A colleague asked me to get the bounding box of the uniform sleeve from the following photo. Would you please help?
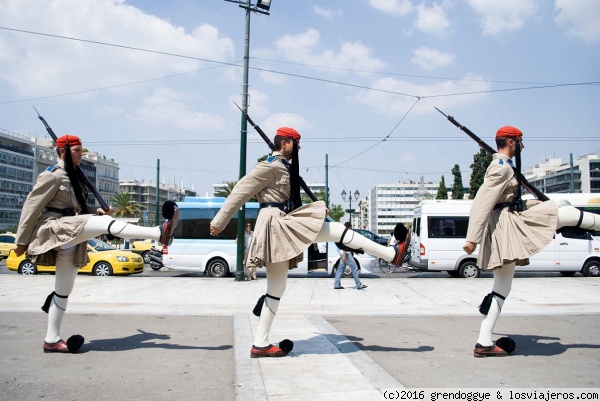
[211,162,274,230]
[15,172,60,245]
[466,163,512,243]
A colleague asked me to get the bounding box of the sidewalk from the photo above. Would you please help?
[1,275,599,400]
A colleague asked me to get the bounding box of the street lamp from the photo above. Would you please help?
[225,0,273,281]
[341,189,360,223]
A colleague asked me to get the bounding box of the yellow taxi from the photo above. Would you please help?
[131,239,163,264]
[6,238,144,276]
[0,233,17,260]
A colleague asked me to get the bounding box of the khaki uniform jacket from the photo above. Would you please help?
[211,152,326,268]
[466,153,557,270]
[16,160,96,268]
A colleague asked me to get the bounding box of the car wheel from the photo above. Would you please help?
[142,251,151,264]
[582,260,600,277]
[93,262,113,276]
[19,260,38,275]
[207,258,229,278]
[560,271,576,277]
[458,260,480,278]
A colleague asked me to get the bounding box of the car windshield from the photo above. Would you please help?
[356,229,374,239]
[88,238,115,251]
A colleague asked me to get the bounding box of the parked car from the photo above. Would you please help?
[0,233,17,260]
[131,239,163,264]
[6,238,144,276]
[353,229,389,246]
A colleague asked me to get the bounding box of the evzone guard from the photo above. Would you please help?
[463,126,600,357]
[210,127,410,358]
[14,134,180,353]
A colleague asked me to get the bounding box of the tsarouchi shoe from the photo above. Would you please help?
[250,344,288,358]
[473,343,508,358]
[43,340,70,353]
[159,206,180,246]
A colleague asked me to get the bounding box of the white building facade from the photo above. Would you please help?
[523,154,600,194]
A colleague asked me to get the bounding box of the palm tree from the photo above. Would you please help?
[111,192,143,218]
[215,181,257,202]
[214,182,237,198]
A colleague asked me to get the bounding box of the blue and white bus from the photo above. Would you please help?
[162,197,378,277]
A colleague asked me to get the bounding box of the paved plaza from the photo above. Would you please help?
[1,272,599,400]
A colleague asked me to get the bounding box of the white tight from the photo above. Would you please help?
[45,249,79,343]
[557,206,600,230]
[253,221,399,347]
[254,260,288,347]
[477,262,515,346]
[314,222,396,262]
[64,215,161,248]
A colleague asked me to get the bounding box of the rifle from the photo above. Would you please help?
[434,107,549,202]
[33,106,111,212]
[233,102,323,204]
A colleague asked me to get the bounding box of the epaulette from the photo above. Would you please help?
[266,156,276,163]
[498,159,504,165]
[46,165,59,172]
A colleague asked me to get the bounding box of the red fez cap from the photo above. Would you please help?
[276,127,301,140]
[496,126,523,138]
[56,134,82,148]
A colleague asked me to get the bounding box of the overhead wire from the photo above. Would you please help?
[1,25,599,185]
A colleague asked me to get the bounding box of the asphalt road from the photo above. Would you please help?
[0,258,573,280]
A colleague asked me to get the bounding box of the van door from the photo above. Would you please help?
[555,231,593,271]
[524,235,558,271]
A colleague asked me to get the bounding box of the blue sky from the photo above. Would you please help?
[0,0,599,205]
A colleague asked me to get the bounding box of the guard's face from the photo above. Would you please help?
[280,138,296,158]
[62,145,84,166]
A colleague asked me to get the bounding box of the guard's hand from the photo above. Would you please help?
[13,244,28,257]
[463,241,476,255]
[98,206,114,216]
[325,208,330,216]
[210,224,222,237]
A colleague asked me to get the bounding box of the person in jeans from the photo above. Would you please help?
[334,223,367,289]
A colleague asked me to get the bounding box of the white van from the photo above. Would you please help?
[162,240,378,278]
[409,195,600,278]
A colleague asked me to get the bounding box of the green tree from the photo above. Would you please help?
[328,203,345,222]
[451,164,465,200]
[436,175,448,199]
[257,153,270,163]
[469,148,493,198]
[301,189,344,221]
[214,182,236,198]
[111,192,143,218]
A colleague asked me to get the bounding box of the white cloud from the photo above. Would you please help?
[466,0,537,36]
[368,0,414,17]
[353,74,490,116]
[0,0,235,98]
[411,47,456,70]
[136,87,225,131]
[554,0,600,44]
[312,5,343,20]
[274,29,386,71]
[415,3,450,36]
